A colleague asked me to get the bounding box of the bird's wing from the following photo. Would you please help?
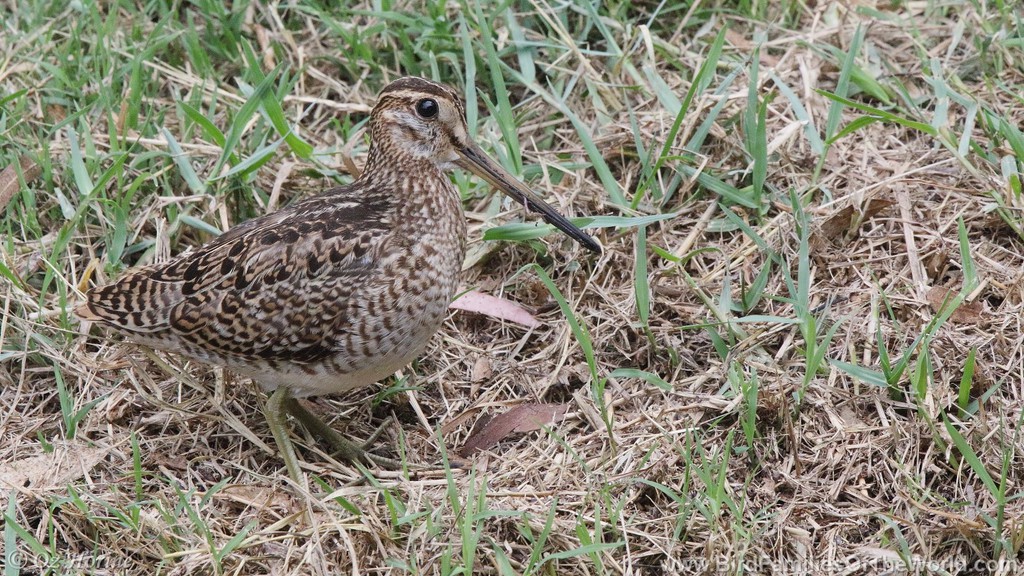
[79,186,396,363]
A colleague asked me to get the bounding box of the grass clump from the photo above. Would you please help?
[2,0,1023,573]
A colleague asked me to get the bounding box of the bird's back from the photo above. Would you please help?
[78,172,466,395]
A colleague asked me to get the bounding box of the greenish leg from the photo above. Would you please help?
[283,397,405,469]
[361,417,393,448]
[265,386,305,484]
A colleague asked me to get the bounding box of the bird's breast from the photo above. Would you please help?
[270,178,467,397]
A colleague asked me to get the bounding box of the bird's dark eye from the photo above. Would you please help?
[415,98,438,118]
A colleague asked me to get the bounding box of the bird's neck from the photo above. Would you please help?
[359,141,464,227]
[358,138,468,271]
[362,141,438,182]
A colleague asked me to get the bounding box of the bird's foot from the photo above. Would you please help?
[283,397,407,470]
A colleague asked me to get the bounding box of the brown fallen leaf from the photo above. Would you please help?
[440,407,479,436]
[471,356,493,383]
[0,443,108,504]
[458,403,567,456]
[925,286,984,324]
[450,289,540,328]
[819,198,895,242]
[723,30,779,66]
[0,155,42,214]
[924,248,950,282]
[215,483,300,514]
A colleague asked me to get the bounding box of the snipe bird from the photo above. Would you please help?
[77,76,601,483]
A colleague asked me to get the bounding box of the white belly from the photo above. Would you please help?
[238,315,443,397]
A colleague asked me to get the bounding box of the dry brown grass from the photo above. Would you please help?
[1,1,1023,574]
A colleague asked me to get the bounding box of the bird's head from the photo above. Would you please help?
[369,76,602,254]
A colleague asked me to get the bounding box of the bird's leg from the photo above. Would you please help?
[265,387,305,485]
[360,417,393,449]
[283,397,405,470]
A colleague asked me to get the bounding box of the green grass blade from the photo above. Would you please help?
[823,25,864,143]
[67,126,95,196]
[473,2,520,174]
[211,66,280,179]
[634,224,650,329]
[943,416,999,495]
[769,70,823,155]
[609,367,670,391]
[179,101,228,148]
[214,138,284,181]
[505,70,626,207]
[240,42,313,159]
[637,27,727,206]
[958,217,978,292]
[526,264,595,381]
[818,91,938,137]
[162,128,206,194]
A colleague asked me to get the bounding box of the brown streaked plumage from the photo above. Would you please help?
[77,76,601,483]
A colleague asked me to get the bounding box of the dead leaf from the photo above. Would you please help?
[115,99,129,135]
[440,407,479,436]
[450,289,540,328]
[819,198,895,242]
[471,356,493,383]
[47,104,66,122]
[461,239,499,271]
[723,29,779,65]
[724,29,753,50]
[925,286,984,324]
[342,153,361,179]
[215,484,300,513]
[924,248,950,282]
[0,443,107,503]
[458,403,567,456]
[0,155,42,214]
[839,406,867,430]
[267,161,294,212]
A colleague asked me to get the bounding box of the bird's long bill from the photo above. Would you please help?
[456,144,602,254]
